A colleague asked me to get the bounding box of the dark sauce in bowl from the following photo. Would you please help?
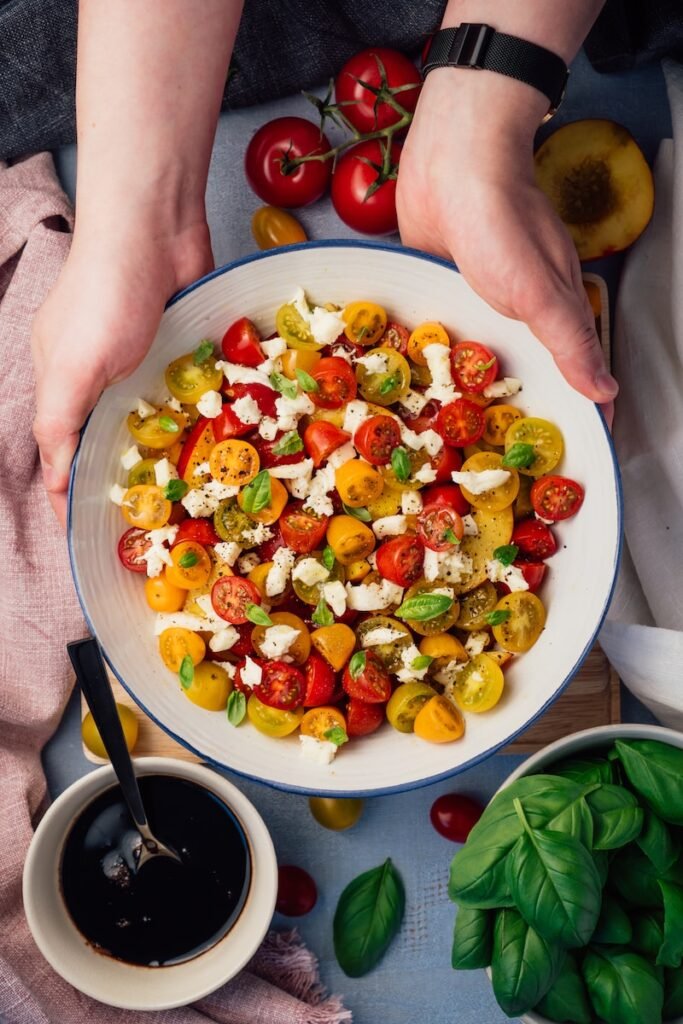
[60,775,250,966]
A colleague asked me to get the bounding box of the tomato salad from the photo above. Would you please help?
[109,290,584,764]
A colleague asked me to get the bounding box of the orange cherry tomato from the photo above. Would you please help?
[238,475,288,524]
[342,301,387,346]
[300,706,347,741]
[407,322,450,366]
[414,696,465,743]
[209,439,260,487]
[158,627,206,672]
[166,541,212,589]
[251,205,307,250]
[121,485,171,530]
[335,459,384,507]
[144,571,186,612]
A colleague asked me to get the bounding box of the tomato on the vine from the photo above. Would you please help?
[331,139,401,235]
[245,117,332,208]
[375,536,424,587]
[334,48,422,134]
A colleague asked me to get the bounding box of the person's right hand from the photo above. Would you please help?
[31,222,213,525]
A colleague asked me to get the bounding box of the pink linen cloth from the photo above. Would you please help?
[0,153,351,1024]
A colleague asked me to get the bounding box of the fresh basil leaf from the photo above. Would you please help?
[391,446,411,483]
[591,895,633,946]
[506,798,602,947]
[552,756,616,786]
[179,655,194,689]
[324,725,349,747]
[272,430,304,456]
[411,654,433,671]
[638,810,680,874]
[535,952,593,1024]
[486,609,511,627]
[163,478,189,501]
[451,906,493,970]
[444,527,460,545]
[664,965,683,1019]
[312,595,334,627]
[322,545,335,571]
[379,372,400,395]
[491,908,565,1017]
[158,415,180,433]
[240,469,272,514]
[586,783,644,851]
[492,544,519,567]
[269,371,298,399]
[333,859,405,977]
[615,739,683,825]
[582,947,663,1024]
[657,881,683,968]
[546,790,596,848]
[342,502,372,522]
[632,911,664,959]
[178,550,199,568]
[502,443,536,469]
[611,846,665,909]
[396,593,454,622]
[349,650,366,680]
[245,602,272,627]
[295,368,319,393]
[227,690,246,726]
[193,339,215,365]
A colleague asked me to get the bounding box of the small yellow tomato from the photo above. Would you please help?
[458,452,520,512]
[300,706,347,741]
[276,302,323,351]
[248,561,272,600]
[247,695,304,737]
[451,654,505,713]
[121,484,172,530]
[209,440,260,487]
[492,592,547,653]
[504,417,564,479]
[356,348,411,406]
[366,489,403,519]
[456,582,499,631]
[483,404,523,447]
[82,704,138,759]
[335,460,384,507]
[126,406,186,450]
[127,457,157,487]
[252,205,307,250]
[252,611,311,665]
[158,627,206,672]
[346,558,371,582]
[309,796,364,831]
[419,633,468,661]
[343,301,387,346]
[165,352,223,404]
[407,322,450,366]
[166,540,212,589]
[414,695,465,743]
[280,347,321,380]
[238,475,288,524]
[386,682,438,733]
[183,660,232,711]
[400,579,460,637]
[326,514,375,565]
[310,623,356,670]
[144,571,186,612]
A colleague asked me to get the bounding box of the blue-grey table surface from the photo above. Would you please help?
[46,49,669,1024]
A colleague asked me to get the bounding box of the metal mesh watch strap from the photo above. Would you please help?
[423,24,569,117]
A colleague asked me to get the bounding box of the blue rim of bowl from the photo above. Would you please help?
[67,239,624,797]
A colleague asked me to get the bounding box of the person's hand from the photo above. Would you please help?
[31,220,213,525]
[397,70,619,407]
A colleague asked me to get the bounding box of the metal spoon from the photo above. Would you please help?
[67,637,181,872]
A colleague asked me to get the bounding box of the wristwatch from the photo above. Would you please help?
[422,24,569,122]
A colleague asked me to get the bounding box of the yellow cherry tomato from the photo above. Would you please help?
[492,592,547,653]
[514,475,534,520]
[127,457,157,487]
[407,321,450,366]
[356,348,411,406]
[486,649,514,668]
[247,695,304,737]
[310,623,356,671]
[165,352,223,404]
[276,302,323,351]
[158,627,206,672]
[483,404,524,447]
[121,484,171,530]
[251,611,311,665]
[280,347,321,380]
[335,460,384,507]
[343,301,387,346]
[252,205,307,250]
[366,488,403,518]
[451,654,505,713]
[326,515,376,565]
[82,704,138,759]
[456,582,499,631]
[504,417,564,479]
[126,406,186,450]
[419,633,468,661]
[309,796,364,831]
[209,439,260,487]
[144,571,186,612]
[386,682,438,733]
[248,561,272,601]
[414,695,465,743]
[300,706,347,741]
[238,475,288,524]
[458,452,520,512]
[183,661,232,711]
[381,447,432,492]
[166,540,212,589]
[356,616,412,672]
[400,579,460,637]
[346,558,371,582]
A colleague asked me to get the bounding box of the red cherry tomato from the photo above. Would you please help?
[280,502,329,554]
[211,576,262,624]
[430,794,484,843]
[513,561,547,593]
[255,660,306,711]
[227,382,279,417]
[421,482,470,518]
[437,399,485,447]
[334,48,422,134]
[331,139,401,235]
[512,519,558,560]
[172,518,220,548]
[303,421,351,467]
[346,698,385,737]
[379,321,410,355]
[276,865,317,916]
[212,406,253,442]
[417,504,464,552]
[310,357,357,409]
[220,317,264,367]
[222,623,253,659]
[402,398,439,432]
[258,523,285,562]
[354,415,402,465]
[176,415,211,480]
[342,651,392,704]
[375,536,424,587]
[117,528,151,573]
[451,342,498,394]
[531,476,585,522]
[245,117,332,208]
[302,652,337,707]
[252,433,305,469]
[431,443,463,484]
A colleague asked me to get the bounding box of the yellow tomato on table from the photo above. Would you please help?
[82,704,138,759]
[252,205,307,249]
[309,797,364,831]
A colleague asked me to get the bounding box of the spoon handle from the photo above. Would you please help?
[67,637,148,832]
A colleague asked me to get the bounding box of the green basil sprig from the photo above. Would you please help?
[637,809,680,874]
[158,415,180,433]
[492,544,519,567]
[342,502,372,522]
[269,371,298,399]
[178,550,199,568]
[322,545,335,571]
[585,784,644,851]
[312,595,334,627]
[615,739,683,825]
[240,470,272,514]
[491,908,565,1017]
[391,446,411,483]
[657,880,683,968]
[325,726,349,747]
[591,894,633,945]
[272,431,304,456]
[396,593,453,622]
[348,650,366,679]
[179,655,194,689]
[246,603,272,627]
[486,609,511,627]
[163,478,189,501]
[333,859,405,977]
[295,368,319,392]
[411,654,433,671]
[451,906,492,971]
[193,339,215,365]
[227,690,246,726]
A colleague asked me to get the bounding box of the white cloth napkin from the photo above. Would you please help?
[599,60,683,728]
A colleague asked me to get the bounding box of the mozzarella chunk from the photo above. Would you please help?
[154,457,178,487]
[120,445,142,471]
[436,659,467,687]
[373,515,408,539]
[414,463,438,484]
[303,464,336,517]
[291,287,346,346]
[482,377,522,399]
[485,559,529,592]
[194,461,211,476]
[136,398,156,419]
[331,346,353,363]
[424,547,474,584]
[237,551,261,574]
[260,624,300,660]
[242,523,274,546]
[213,541,242,566]
[292,557,330,586]
[232,395,261,424]
[343,400,370,436]
[256,418,277,442]
[195,390,223,419]
[216,361,271,389]
[423,343,460,405]
[270,458,314,479]
[465,631,490,657]
[288,468,314,499]
[451,468,511,494]
[109,483,127,506]
[361,627,407,647]
[423,548,441,583]
[462,514,479,537]
[401,490,423,515]
[261,337,288,359]
[265,546,296,597]
[164,396,183,413]
[154,611,217,635]
[209,629,240,653]
[355,352,389,374]
[399,390,429,417]
[194,594,224,622]
[275,392,316,432]
[181,480,239,518]
[396,643,430,684]
[242,656,263,688]
[322,580,347,617]
[147,525,179,547]
[327,442,357,470]
[299,735,338,765]
[345,579,404,611]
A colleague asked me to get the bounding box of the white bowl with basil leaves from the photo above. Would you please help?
[68,241,622,796]
[448,722,683,1024]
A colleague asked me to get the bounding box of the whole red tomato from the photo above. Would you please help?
[430,794,484,843]
[331,139,401,235]
[245,117,332,208]
[335,48,422,134]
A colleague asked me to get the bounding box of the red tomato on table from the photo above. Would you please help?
[430,794,484,843]
[331,139,401,235]
[245,117,332,208]
[334,48,421,134]
[276,865,317,916]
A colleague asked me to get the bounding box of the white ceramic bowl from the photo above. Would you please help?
[68,241,622,796]
[488,723,683,1024]
[23,758,277,1010]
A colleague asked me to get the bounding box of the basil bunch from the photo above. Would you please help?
[449,739,683,1023]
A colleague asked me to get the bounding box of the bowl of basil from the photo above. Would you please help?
[448,722,683,1024]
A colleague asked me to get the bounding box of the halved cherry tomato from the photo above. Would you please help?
[342,301,387,346]
[211,575,262,624]
[166,540,211,589]
[414,695,465,743]
[221,317,264,367]
[354,415,402,465]
[505,418,564,479]
[431,443,463,484]
[301,705,346,740]
[421,482,471,518]
[356,348,411,406]
[375,536,424,587]
[302,652,337,707]
[177,416,214,482]
[247,694,304,737]
[458,452,520,513]
[209,439,260,486]
[379,321,409,355]
[451,342,498,394]
[451,654,504,713]
[310,357,357,409]
[335,459,384,507]
[342,651,392,703]
[407,322,449,366]
[251,611,310,665]
[386,681,437,733]
[402,398,439,432]
[303,421,351,467]
[512,519,557,559]
[144,572,186,612]
[276,865,317,916]
[346,698,385,736]
[239,476,289,525]
[430,794,483,842]
[280,502,329,553]
[483,404,523,447]
[173,518,220,548]
[251,205,307,250]
[158,627,206,672]
[255,660,306,710]
[417,503,464,551]
[506,561,547,593]
[126,407,186,450]
[530,476,585,521]
[311,623,356,670]
[326,515,375,565]
[165,352,223,404]
[281,346,322,380]
[437,399,485,447]
[121,485,171,531]
[492,592,547,653]
[117,527,151,573]
[276,302,322,352]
